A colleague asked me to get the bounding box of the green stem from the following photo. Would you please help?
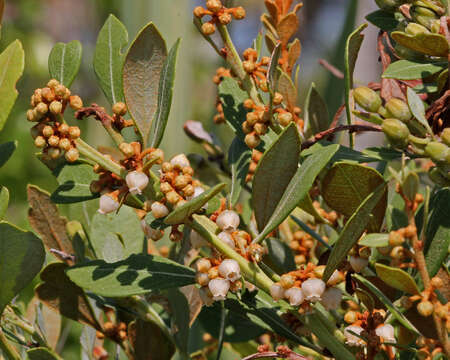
[259,262,281,282]
[216,24,263,106]
[0,328,20,360]
[103,124,125,148]
[188,214,274,293]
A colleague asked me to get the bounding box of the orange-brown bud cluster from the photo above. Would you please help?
[242,48,270,92]
[97,321,127,343]
[242,99,270,149]
[194,0,246,36]
[246,150,262,182]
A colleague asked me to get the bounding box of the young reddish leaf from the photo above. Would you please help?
[27,185,74,261]
[277,12,299,44]
[123,22,167,145]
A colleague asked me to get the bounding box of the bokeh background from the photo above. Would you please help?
[0,1,384,358]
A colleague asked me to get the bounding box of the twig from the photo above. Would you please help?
[242,349,307,360]
[301,124,382,150]
[318,59,344,79]
[50,248,75,262]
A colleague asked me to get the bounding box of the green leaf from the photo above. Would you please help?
[304,313,356,360]
[164,183,226,225]
[27,347,62,360]
[304,82,330,138]
[407,87,433,135]
[321,162,387,232]
[254,144,339,243]
[50,163,98,204]
[344,23,367,144]
[90,205,144,261]
[228,138,251,206]
[383,60,447,80]
[365,10,399,31]
[0,40,24,132]
[358,233,389,247]
[391,31,449,57]
[0,222,45,314]
[264,238,296,274]
[352,110,383,125]
[0,186,8,220]
[48,40,82,87]
[66,254,196,297]
[0,141,16,167]
[123,22,167,145]
[323,184,386,282]
[354,274,419,334]
[128,319,175,360]
[167,288,190,355]
[35,263,101,331]
[425,188,450,277]
[94,14,128,105]
[149,38,181,148]
[253,123,301,232]
[375,263,420,295]
[27,185,74,256]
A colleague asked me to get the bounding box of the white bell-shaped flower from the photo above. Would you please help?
[218,259,241,282]
[170,154,190,169]
[190,230,209,248]
[187,186,205,200]
[126,171,149,195]
[195,258,212,273]
[217,231,235,248]
[208,278,230,301]
[321,287,342,310]
[375,324,396,344]
[216,210,240,232]
[349,256,369,273]
[151,202,169,219]
[284,287,305,306]
[196,272,210,286]
[270,284,285,302]
[301,278,326,302]
[98,194,119,214]
[344,326,366,347]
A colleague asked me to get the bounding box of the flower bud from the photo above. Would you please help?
[48,135,59,148]
[119,142,135,158]
[405,22,430,36]
[344,326,366,347]
[49,100,63,115]
[270,283,285,302]
[280,274,295,289]
[48,147,61,159]
[41,87,55,102]
[34,136,47,148]
[201,22,216,36]
[246,111,259,125]
[190,230,209,248]
[196,272,210,286]
[35,102,49,115]
[166,191,180,205]
[27,109,36,122]
[208,278,230,301]
[244,133,260,148]
[321,287,342,310]
[151,201,169,219]
[327,270,344,286]
[441,128,450,146]
[431,276,443,289]
[69,95,83,110]
[353,86,382,113]
[59,138,72,151]
[196,258,212,273]
[218,259,241,282]
[273,92,283,105]
[389,231,404,246]
[385,98,412,122]
[344,311,358,324]
[301,278,326,302]
[254,123,267,136]
[47,79,59,89]
[173,175,190,190]
[278,112,293,127]
[126,171,149,195]
[217,231,235,248]
[42,125,54,138]
[375,324,395,343]
[243,60,256,73]
[216,210,240,232]
[54,84,66,98]
[69,126,81,139]
[425,141,449,163]
[382,118,410,148]
[219,12,232,25]
[233,6,246,19]
[170,154,190,169]
[65,148,79,163]
[98,194,120,214]
[193,6,206,18]
[206,0,222,12]
[112,102,127,116]
[349,256,369,273]
[284,287,305,306]
[417,300,434,317]
[58,123,70,135]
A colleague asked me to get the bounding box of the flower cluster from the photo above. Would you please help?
[245,150,262,183]
[28,79,82,162]
[194,0,245,36]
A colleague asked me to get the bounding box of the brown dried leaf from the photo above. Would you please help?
[426,90,450,133]
[287,38,301,70]
[26,297,61,350]
[180,285,203,327]
[27,185,74,262]
[264,0,278,25]
[277,12,299,45]
[35,263,101,331]
[293,2,303,16]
